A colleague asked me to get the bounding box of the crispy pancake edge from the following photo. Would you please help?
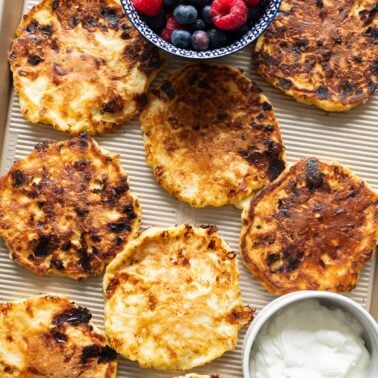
[0,134,141,280]
[141,63,286,208]
[0,295,117,377]
[240,157,378,295]
[104,225,254,370]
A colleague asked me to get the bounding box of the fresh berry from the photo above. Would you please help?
[191,30,209,50]
[201,6,213,25]
[161,28,172,41]
[208,28,228,48]
[166,14,181,30]
[164,0,178,6]
[146,10,166,31]
[171,29,192,48]
[210,0,247,30]
[173,5,198,24]
[247,0,260,7]
[132,0,163,17]
[191,19,206,31]
[160,14,181,41]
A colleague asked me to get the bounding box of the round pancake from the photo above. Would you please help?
[104,225,253,370]
[241,158,378,295]
[0,133,141,280]
[255,0,377,112]
[140,64,286,208]
[9,0,163,135]
[0,295,116,377]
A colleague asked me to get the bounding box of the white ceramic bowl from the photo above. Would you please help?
[243,291,378,378]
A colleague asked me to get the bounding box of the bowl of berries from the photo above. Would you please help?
[121,0,282,58]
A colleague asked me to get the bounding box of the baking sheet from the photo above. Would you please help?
[0,0,377,376]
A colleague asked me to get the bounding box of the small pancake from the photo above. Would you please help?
[241,158,378,295]
[255,0,377,111]
[0,134,141,280]
[104,225,253,370]
[9,0,163,135]
[140,64,285,208]
[0,295,116,377]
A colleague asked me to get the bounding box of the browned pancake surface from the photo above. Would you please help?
[255,0,377,111]
[0,134,140,279]
[104,225,253,370]
[9,0,163,135]
[241,158,378,294]
[0,296,116,377]
[141,64,285,208]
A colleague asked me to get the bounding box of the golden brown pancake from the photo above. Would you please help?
[241,158,378,295]
[0,295,116,377]
[9,0,163,135]
[140,64,286,208]
[104,225,253,370]
[255,0,377,111]
[0,134,141,280]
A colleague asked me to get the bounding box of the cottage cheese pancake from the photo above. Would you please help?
[140,64,285,208]
[255,0,377,111]
[241,158,378,295]
[0,134,141,279]
[104,225,253,370]
[0,295,117,377]
[9,0,163,135]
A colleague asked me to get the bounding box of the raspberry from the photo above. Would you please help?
[247,0,260,6]
[132,0,163,17]
[210,0,248,30]
[161,15,181,41]
[166,15,181,31]
[161,28,172,41]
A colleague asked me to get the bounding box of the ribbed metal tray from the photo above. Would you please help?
[0,1,377,377]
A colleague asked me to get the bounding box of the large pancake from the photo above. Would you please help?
[0,134,141,280]
[255,0,377,111]
[241,158,378,295]
[9,0,163,135]
[104,225,253,370]
[0,295,116,377]
[140,64,286,208]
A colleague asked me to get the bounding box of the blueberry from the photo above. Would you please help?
[173,5,198,25]
[191,30,209,50]
[208,29,228,48]
[191,19,206,31]
[201,5,212,25]
[146,10,166,32]
[164,0,178,6]
[171,29,192,48]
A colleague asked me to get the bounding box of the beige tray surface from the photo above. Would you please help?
[0,1,377,377]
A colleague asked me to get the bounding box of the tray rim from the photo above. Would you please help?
[0,0,23,142]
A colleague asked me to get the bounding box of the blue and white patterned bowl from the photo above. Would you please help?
[120,0,282,59]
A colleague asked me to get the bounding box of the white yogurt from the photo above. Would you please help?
[250,299,370,378]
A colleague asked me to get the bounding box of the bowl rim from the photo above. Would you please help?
[120,0,283,59]
[242,290,378,378]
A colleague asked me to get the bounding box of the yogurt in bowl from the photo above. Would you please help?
[242,291,378,378]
